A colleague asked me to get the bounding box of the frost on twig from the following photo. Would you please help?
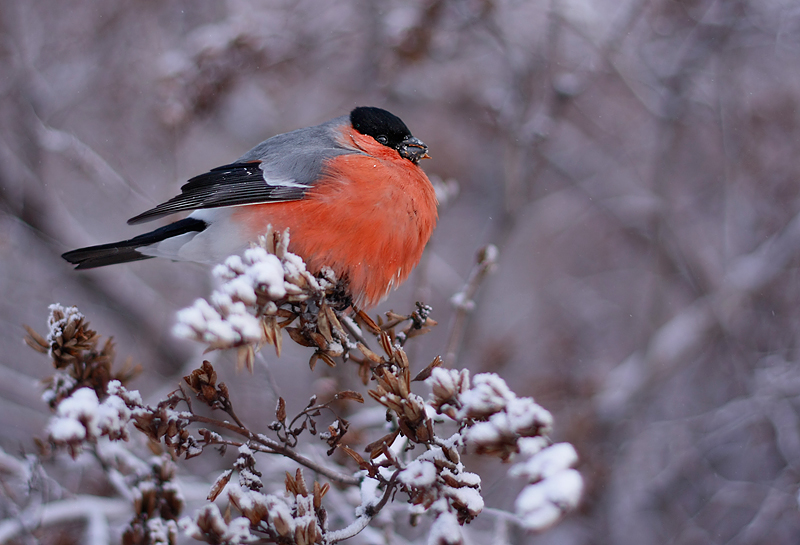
[173,227,348,371]
[26,229,583,544]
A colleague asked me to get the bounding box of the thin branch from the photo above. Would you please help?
[326,470,400,543]
[250,436,361,487]
[34,115,154,206]
[0,496,129,543]
[188,413,360,486]
[443,245,499,367]
[596,208,800,418]
[188,414,250,437]
[222,402,247,430]
[342,314,371,348]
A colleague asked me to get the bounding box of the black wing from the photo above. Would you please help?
[127,162,308,225]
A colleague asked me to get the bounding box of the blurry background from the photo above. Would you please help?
[2,0,800,543]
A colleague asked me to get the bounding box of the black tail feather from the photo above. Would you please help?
[62,218,207,270]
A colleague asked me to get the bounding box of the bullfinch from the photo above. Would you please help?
[62,107,438,309]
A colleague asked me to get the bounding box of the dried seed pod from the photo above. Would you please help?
[357,342,383,363]
[317,351,336,368]
[317,304,332,341]
[412,355,443,382]
[334,390,364,403]
[286,327,315,347]
[207,469,233,501]
[276,397,287,422]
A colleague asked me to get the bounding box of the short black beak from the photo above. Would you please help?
[398,136,430,164]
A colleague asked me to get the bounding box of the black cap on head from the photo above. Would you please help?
[350,106,428,163]
[350,107,412,149]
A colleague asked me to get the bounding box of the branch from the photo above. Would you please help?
[187,413,360,486]
[444,245,498,366]
[0,496,129,544]
[250,437,361,486]
[326,470,400,543]
[596,209,800,418]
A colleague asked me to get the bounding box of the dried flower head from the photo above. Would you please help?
[124,457,184,545]
[26,304,139,409]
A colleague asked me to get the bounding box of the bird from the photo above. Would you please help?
[62,106,438,309]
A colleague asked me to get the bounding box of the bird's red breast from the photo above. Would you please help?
[232,125,438,308]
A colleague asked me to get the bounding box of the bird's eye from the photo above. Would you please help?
[376,135,388,145]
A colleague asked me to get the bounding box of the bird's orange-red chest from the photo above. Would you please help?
[232,125,438,308]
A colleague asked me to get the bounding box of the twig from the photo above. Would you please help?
[443,245,499,367]
[222,401,247,430]
[342,314,371,348]
[596,209,800,419]
[34,115,154,205]
[326,470,400,543]
[188,414,250,437]
[0,496,129,543]
[188,414,359,485]
[251,437,361,487]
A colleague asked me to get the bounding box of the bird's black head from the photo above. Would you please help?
[350,106,429,164]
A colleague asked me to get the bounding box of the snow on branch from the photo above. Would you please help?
[24,229,582,544]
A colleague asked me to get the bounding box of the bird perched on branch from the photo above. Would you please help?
[62,107,438,309]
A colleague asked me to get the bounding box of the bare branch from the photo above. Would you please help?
[444,245,499,367]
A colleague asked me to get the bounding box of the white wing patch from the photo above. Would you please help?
[263,176,312,189]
